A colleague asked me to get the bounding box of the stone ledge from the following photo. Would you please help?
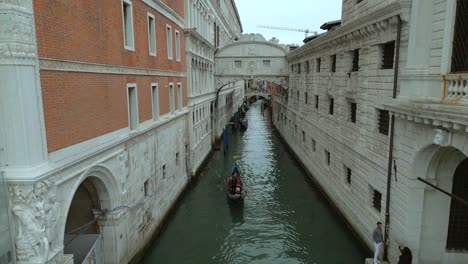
[365,258,389,264]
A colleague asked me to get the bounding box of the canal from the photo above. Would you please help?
[142,101,368,264]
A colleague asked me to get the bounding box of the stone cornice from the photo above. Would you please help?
[142,0,184,28]
[39,58,187,78]
[384,99,468,132]
[288,1,405,60]
[185,28,215,50]
[218,40,288,56]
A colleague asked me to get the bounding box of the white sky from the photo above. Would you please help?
[234,0,343,46]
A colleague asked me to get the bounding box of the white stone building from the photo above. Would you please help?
[274,0,468,263]
[184,0,244,175]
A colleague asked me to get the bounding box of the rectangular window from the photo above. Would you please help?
[169,83,175,114]
[144,180,150,196]
[305,61,310,73]
[166,25,173,59]
[346,167,352,184]
[297,90,300,101]
[329,97,334,115]
[302,130,306,142]
[451,0,468,72]
[162,164,166,179]
[312,138,316,152]
[373,189,382,212]
[148,13,156,56]
[177,83,183,110]
[176,152,179,165]
[235,60,242,68]
[378,109,390,135]
[127,84,138,130]
[263,60,271,67]
[330,54,336,72]
[298,63,301,74]
[291,64,294,73]
[175,30,181,61]
[350,102,357,123]
[325,150,330,165]
[151,83,159,120]
[122,0,134,50]
[305,92,308,104]
[316,58,321,72]
[381,41,395,69]
[315,95,319,109]
[352,49,360,72]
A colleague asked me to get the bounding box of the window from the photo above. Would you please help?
[305,61,310,73]
[169,83,175,114]
[176,152,179,165]
[350,102,357,123]
[144,180,150,196]
[263,60,271,67]
[291,64,294,73]
[325,150,330,165]
[302,130,306,142]
[305,92,308,104]
[373,189,382,212]
[346,167,352,184]
[330,54,336,72]
[316,58,321,72]
[311,138,316,152]
[329,97,334,115]
[177,83,183,110]
[297,90,299,101]
[166,25,173,59]
[378,109,390,135]
[451,0,468,72]
[122,0,134,50]
[175,30,181,61]
[315,95,319,109]
[352,49,360,72]
[127,84,138,130]
[148,13,156,56]
[162,164,166,179]
[381,41,395,69]
[297,63,301,74]
[151,83,159,120]
[235,60,242,68]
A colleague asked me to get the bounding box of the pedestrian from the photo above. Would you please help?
[398,246,412,264]
[373,222,383,264]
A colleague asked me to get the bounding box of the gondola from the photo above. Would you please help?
[226,163,245,200]
[239,118,248,131]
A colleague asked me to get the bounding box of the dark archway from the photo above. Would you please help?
[446,158,468,251]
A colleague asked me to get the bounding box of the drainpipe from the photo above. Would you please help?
[383,15,402,261]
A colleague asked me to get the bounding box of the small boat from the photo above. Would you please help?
[226,163,245,200]
[240,119,248,131]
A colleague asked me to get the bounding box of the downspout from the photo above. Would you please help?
[383,15,402,261]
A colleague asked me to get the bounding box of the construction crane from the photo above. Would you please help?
[257,24,317,38]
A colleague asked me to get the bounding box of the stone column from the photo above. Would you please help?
[0,0,48,178]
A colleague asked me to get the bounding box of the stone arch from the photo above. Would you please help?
[412,145,468,263]
[60,165,120,262]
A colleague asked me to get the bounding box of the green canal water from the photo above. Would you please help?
[142,101,369,264]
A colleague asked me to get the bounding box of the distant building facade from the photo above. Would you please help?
[274,0,468,263]
[0,0,241,263]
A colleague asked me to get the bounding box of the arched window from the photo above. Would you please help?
[446,158,468,250]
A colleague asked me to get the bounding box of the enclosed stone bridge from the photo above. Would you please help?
[214,34,289,95]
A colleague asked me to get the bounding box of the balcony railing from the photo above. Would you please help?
[445,74,468,100]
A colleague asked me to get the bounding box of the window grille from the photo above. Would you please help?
[316,58,321,72]
[381,41,395,69]
[350,102,357,123]
[346,167,352,184]
[234,60,242,68]
[305,61,310,73]
[263,60,271,67]
[305,92,308,104]
[352,49,360,72]
[331,55,336,72]
[373,190,382,212]
[451,0,468,72]
[446,159,468,250]
[315,95,319,109]
[378,109,390,135]
[298,63,301,74]
[302,131,306,142]
[312,138,316,151]
[325,150,330,165]
[329,97,334,115]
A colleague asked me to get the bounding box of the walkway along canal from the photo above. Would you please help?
[141,101,369,264]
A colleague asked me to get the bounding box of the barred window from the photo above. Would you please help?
[263,60,271,67]
[346,167,352,184]
[350,102,357,123]
[352,49,360,72]
[329,97,334,115]
[316,58,321,72]
[298,63,301,74]
[378,109,390,135]
[302,131,306,142]
[330,54,336,72]
[381,41,395,69]
[373,189,382,212]
[451,0,468,72]
[305,92,308,104]
[234,60,242,68]
[312,138,316,152]
[325,150,330,165]
[315,95,319,109]
[305,61,310,73]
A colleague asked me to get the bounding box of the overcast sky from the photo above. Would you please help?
[234,0,343,45]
